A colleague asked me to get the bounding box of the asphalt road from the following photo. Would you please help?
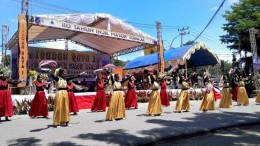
[1,98,260,146]
[154,124,260,146]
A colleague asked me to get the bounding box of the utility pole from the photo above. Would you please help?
[156,22,164,73]
[249,28,259,89]
[21,0,29,16]
[1,25,9,66]
[178,27,189,47]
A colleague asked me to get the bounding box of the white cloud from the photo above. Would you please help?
[10,18,17,24]
[210,6,218,11]
[227,0,239,5]
[118,50,144,61]
[29,41,92,52]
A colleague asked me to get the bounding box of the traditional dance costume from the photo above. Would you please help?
[91,81,106,112]
[160,80,170,106]
[175,81,190,112]
[0,78,21,121]
[52,72,80,127]
[147,81,163,116]
[67,83,79,114]
[125,81,138,109]
[199,82,215,111]
[232,77,239,101]
[237,80,249,106]
[106,79,126,121]
[255,92,260,103]
[219,82,232,108]
[29,80,48,118]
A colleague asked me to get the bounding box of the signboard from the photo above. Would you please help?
[28,47,110,81]
[18,14,28,87]
[34,16,156,45]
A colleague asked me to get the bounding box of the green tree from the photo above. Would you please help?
[2,55,11,67]
[220,60,232,75]
[221,0,260,54]
[112,58,127,67]
[183,40,195,46]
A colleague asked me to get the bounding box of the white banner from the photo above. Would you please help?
[34,16,156,45]
[253,53,260,70]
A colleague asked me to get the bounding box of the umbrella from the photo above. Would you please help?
[38,60,57,68]
[102,64,116,69]
[93,68,104,73]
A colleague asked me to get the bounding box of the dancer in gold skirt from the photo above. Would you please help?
[52,68,86,128]
[256,92,260,103]
[175,76,190,113]
[106,74,126,121]
[237,76,249,106]
[147,73,163,116]
[199,79,215,111]
[219,76,232,108]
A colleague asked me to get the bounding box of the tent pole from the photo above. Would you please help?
[185,61,188,79]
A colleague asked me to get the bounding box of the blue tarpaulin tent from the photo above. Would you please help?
[123,42,219,70]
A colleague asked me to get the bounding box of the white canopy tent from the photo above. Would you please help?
[7,13,157,56]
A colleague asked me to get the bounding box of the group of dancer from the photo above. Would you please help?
[0,67,259,127]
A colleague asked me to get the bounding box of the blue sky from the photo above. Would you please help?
[0,0,240,61]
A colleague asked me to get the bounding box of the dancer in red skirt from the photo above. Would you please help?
[0,71,22,121]
[159,74,170,106]
[29,75,49,118]
[232,74,239,101]
[125,75,138,109]
[67,80,79,115]
[91,76,107,112]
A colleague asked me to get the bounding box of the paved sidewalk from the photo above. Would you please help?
[1,98,260,146]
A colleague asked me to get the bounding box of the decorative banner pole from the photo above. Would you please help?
[156,22,164,73]
[17,0,29,87]
[17,14,28,87]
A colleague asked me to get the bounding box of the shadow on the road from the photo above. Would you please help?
[74,129,143,145]
[8,137,41,146]
[136,114,147,117]
[48,141,84,146]
[138,111,260,146]
[72,111,260,145]
[94,119,107,123]
[30,125,53,132]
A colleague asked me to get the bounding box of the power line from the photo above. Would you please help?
[10,0,74,14]
[31,0,83,13]
[190,31,224,46]
[190,27,220,42]
[193,0,226,42]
